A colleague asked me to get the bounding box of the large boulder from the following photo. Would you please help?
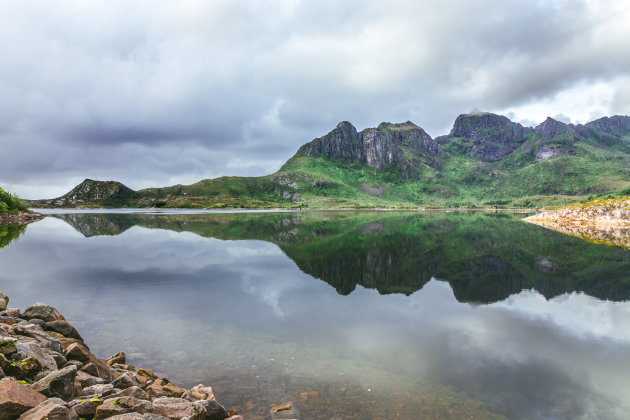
[16,341,59,372]
[15,322,63,353]
[75,370,104,389]
[94,402,131,420]
[44,320,83,341]
[65,343,113,382]
[3,356,42,380]
[0,380,48,420]
[72,398,104,418]
[146,378,187,399]
[107,351,126,366]
[17,397,78,420]
[107,414,170,420]
[22,303,66,323]
[117,396,153,413]
[30,364,78,401]
[118,386,150,401]
[0,337,18,355]
[0,291,8,311]
[81,383,115,398]
[190,384,215,401]
[203,400,230,420]
[112,372,141,390]
[152,397,207,420]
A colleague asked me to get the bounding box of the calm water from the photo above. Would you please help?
[1,211,630,420]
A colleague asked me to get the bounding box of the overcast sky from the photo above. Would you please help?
[2,0,630,199]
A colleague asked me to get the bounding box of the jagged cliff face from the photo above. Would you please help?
[298,120,442,176]
[535,117,573,140]
[437,112,533,162]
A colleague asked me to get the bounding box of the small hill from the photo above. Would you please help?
[29,179,139,208]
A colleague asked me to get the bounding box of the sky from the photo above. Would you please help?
[1,0,630,199]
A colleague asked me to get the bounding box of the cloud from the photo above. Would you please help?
[0,0,629,198]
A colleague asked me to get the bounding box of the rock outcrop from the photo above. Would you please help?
[436,112,533,162]
[297,120,442,177]
[0,293,241,420]
[524,198,630,248]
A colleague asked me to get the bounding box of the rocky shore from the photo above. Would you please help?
[0,213,46,226]
[0,292,242,420]
[524,198,630,248]
[524,198,630,226]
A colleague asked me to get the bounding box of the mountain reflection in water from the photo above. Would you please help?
[51,211,630,303]
[0,211,629,419]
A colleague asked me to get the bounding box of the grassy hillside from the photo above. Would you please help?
[0,187,27,214]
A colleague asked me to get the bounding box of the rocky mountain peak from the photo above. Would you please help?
[450,112,516,137]
[584,115,630,134]
[443,112,531,162]
[376,121,419,131]
[298,120,441,176]
[535,117,572,140]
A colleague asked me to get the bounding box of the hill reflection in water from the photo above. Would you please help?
[52,210,630,303]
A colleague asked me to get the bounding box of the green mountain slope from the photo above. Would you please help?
[30,112,630,209]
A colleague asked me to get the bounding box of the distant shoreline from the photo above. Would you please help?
[31,206,537,214]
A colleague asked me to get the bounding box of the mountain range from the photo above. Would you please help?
[28,111,630,209]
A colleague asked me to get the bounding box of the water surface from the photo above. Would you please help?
[1,211,629,419]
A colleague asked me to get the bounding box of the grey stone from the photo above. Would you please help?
[107,414,170,420]
[112,372,140,390]
[0,380,48,420]
[75,370,104,389]
[0,292,8,311]
[30,364,77,401]
[16,341,59,372]
[152,397,207,420]
[15,322,63,353]
[81,383,115,397]
[118,386,150,401]
[202,399,229,420]
[17,397,78,420]
[44,321,83,341]
[22,303,66,323]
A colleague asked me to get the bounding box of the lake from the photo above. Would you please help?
[1,210,629,419]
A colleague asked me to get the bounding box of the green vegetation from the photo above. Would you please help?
[0,187,27,214]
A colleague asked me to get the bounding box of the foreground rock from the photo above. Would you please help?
[0,291,240,420]
[524,198,630,248]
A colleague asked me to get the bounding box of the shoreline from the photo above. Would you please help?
[0,212,46,226]
[0,292,242,420]
[30,206,537,214]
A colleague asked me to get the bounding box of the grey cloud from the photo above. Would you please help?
[0,0,629,198]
